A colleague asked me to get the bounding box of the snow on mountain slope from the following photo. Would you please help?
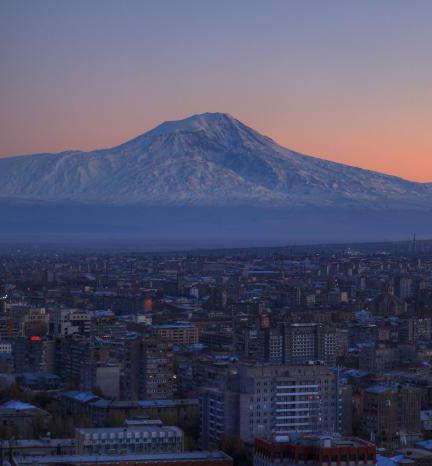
[0,112,431,209]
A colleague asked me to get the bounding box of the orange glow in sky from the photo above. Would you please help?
[1,1,431,182]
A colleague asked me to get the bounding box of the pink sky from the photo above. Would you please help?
[1,0,431,182]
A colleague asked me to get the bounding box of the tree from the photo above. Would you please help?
[64,377,80,391]
[92,386,104,398]
[105,411,125,427]
[31,413,48,438]
[178,411,200,451]
[352,406,362,437]
[47,414,75,438]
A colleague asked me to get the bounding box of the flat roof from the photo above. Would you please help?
[256,435,375,449]
[75,425,183,435]
[152,323,196,329]
[0,439,74,448]
[15,451,231,464]
[1,400,41,411]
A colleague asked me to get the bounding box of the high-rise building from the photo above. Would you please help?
[394,276,413,300]
[201,363,351,445]
[141,337,176,399]
[358,343,398,374]
[20,308,49,337]
[60,335,111,389]
[51,309,91,337]
[362,383,422,448]
[399,316,432,342]
[13,336,55,373]
[282,323,340,365]
[122,336,176,400]
[151,322,199,345]
[258,327,284,364]
[0,313,17,339]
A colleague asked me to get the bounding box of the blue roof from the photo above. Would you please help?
[365,384,393,394]
[377,456,401,466]
[138,399,198,408]
[344,369,368,377]
[152,322,195,329]
[62,391,100,403]
[90,399,111,408]
[417,440,432,450]
[1,400,38,410]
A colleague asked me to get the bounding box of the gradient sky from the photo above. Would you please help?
[1,1,432,182]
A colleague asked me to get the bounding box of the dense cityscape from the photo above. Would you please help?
[2,1,432,465]
[0,240,431,465]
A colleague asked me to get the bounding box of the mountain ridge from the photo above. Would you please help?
[2,112,430,184]
[0,112,431,209]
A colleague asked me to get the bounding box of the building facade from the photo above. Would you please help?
[254,435,376,466]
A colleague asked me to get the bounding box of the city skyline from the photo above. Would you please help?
[2,2,432,463]
[1,0,432,182]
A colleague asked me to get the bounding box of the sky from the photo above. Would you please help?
[1,0,431,182]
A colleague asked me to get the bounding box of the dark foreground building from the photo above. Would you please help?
[11,451,233,466]
[254,435,376,466]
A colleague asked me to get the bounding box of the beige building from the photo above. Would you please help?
[75,421,183,455]
[151,322,199,345]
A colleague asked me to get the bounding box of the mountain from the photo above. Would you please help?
[0,112,431,209]
[0,112,431,246]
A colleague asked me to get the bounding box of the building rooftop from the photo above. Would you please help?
[62,391,101,403]
[0,438,75,448]
[256,434,375,450]
[137,398,198,408]
[263,434,373,448]
[14,451,231,464]
[75,424,183,436]
[1,400,40,411]
[152,322,196,329]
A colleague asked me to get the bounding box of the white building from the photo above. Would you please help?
[75,421,183,455]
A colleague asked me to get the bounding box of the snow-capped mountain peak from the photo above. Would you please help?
[0,112,431,209]
[118,112,274,154]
